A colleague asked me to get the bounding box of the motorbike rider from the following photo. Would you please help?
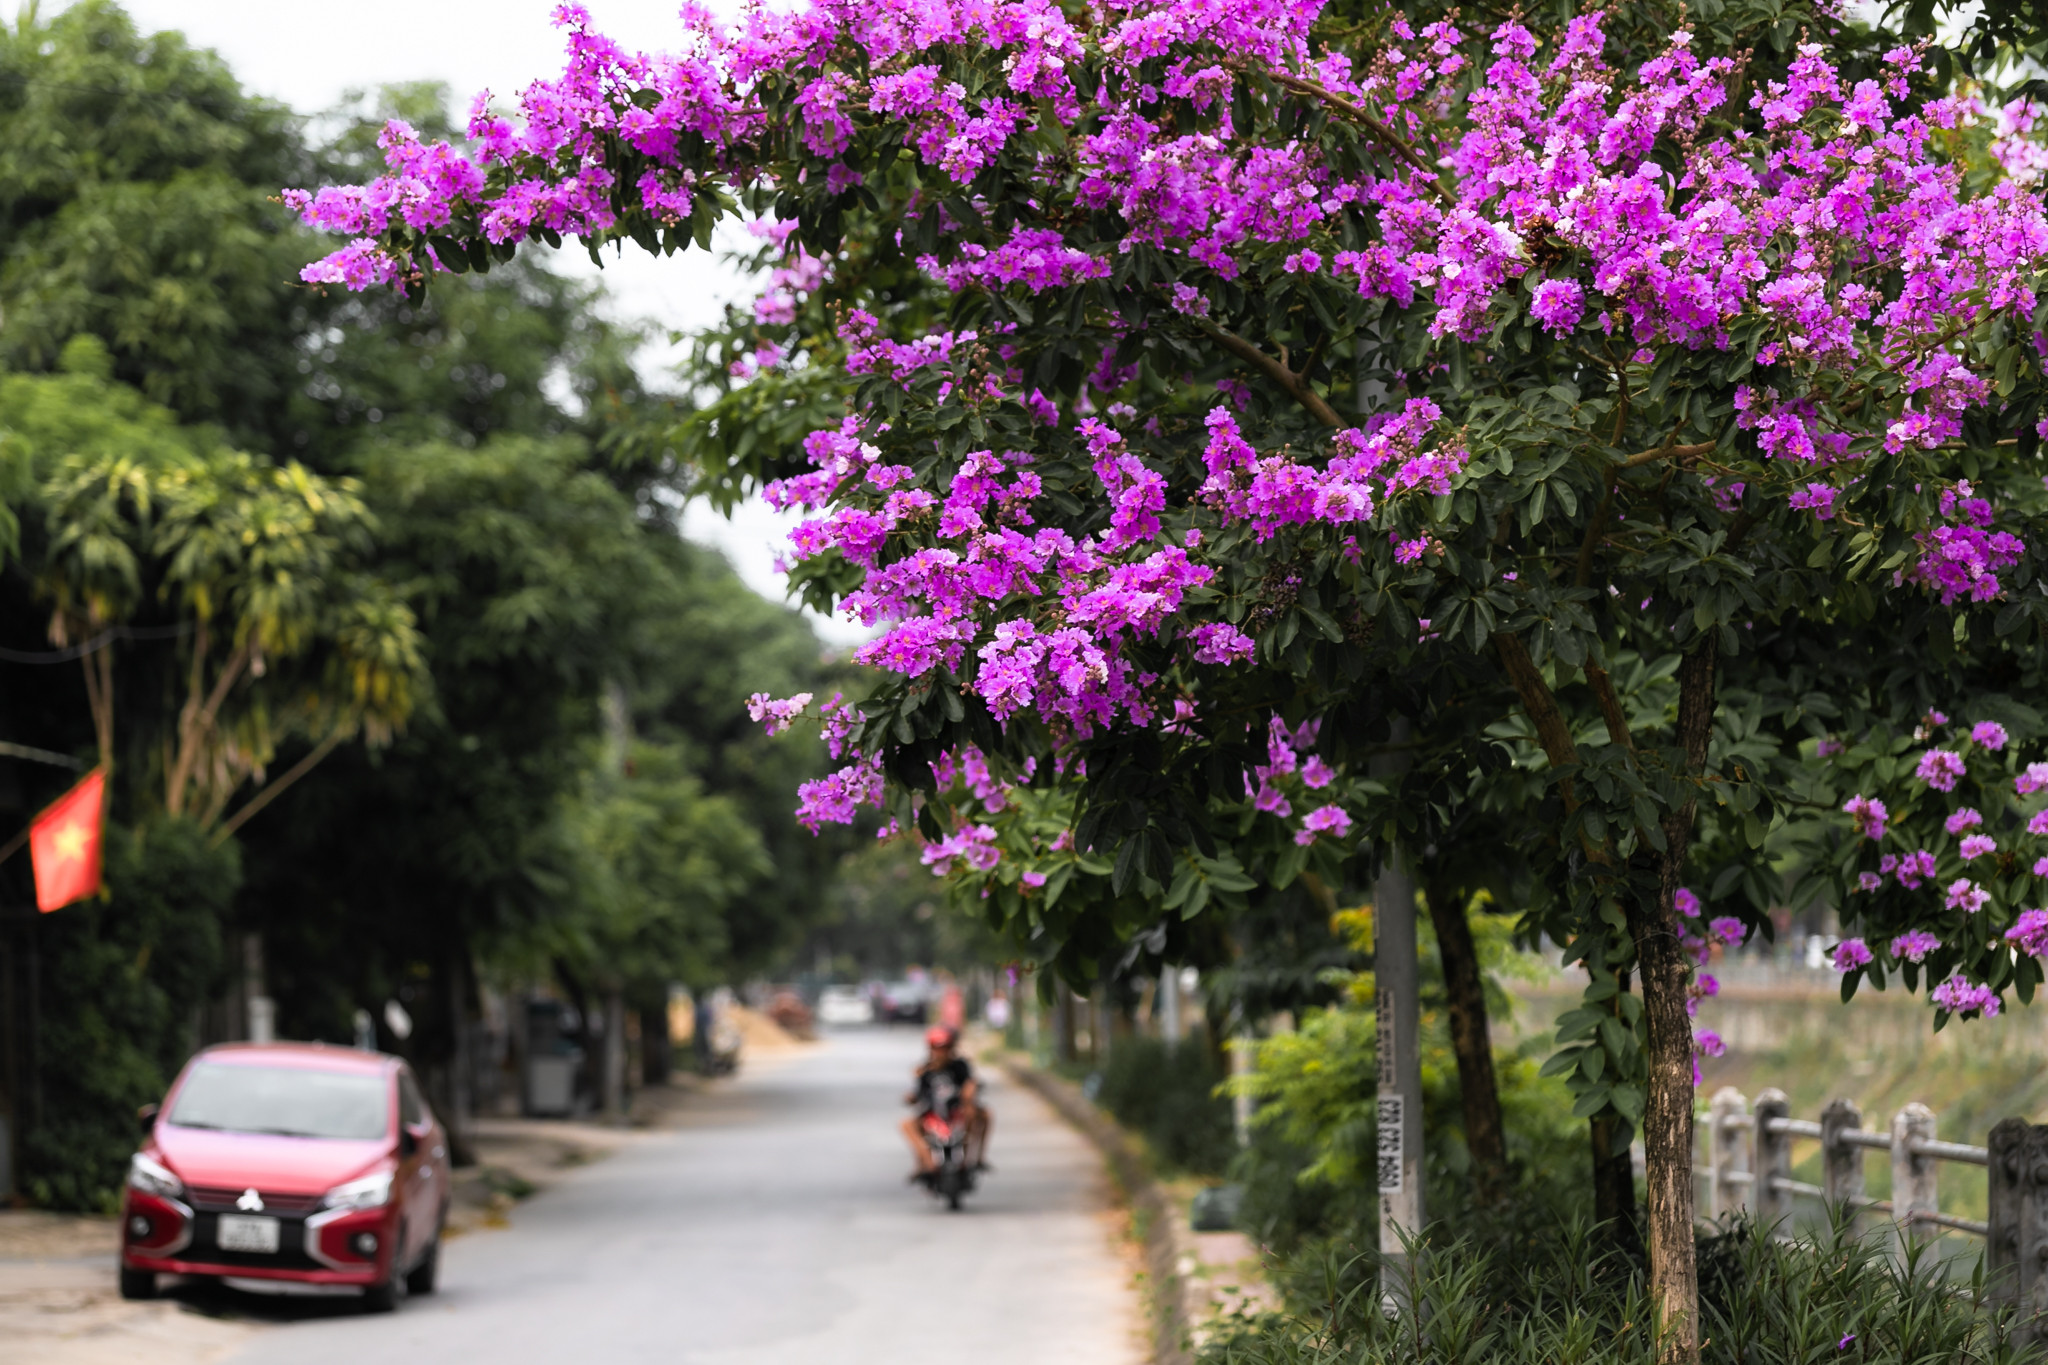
[901,1025,992,1177]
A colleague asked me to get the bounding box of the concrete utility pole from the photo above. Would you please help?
[1159,968,1180,1050]
[1372,725,1422,1304]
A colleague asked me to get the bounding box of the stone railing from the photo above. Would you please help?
[1700,1086,2048,1339]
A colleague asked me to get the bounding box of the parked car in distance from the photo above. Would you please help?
[120,1042,450,1311]
[874,981,931,1024]
[816,985,874,1026]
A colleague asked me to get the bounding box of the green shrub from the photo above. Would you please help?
[1201,1217,2039,1365]
[1094,1035,1236,1177]
[22,818,232,1210]
[1225,904,1586,1254]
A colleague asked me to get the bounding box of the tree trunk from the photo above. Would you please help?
[1423,880,1508,1202]
[601,989,627,1121]
[639,1005,672,1084]
[1591,1111,1643,1259]
[1589,959,1644,1261]
[1632,638,1718,1362]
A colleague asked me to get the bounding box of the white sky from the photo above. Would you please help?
[101,0,869,648]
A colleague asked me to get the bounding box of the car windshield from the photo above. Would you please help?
[166,1063,389,1140]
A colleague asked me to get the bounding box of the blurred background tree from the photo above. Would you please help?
[0,1,856,1206]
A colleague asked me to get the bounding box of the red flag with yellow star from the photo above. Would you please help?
[31,769,105,913]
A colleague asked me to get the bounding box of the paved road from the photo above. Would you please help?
[221,1030,1140,1365]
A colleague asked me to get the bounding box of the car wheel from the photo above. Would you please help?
[405,1236,441,1295]
[118,1267,156,1300]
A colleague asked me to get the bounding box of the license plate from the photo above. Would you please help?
[216,1214,280,1254]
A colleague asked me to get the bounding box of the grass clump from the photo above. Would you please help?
[1092,1035,1237,1176]
[1201,1217,2039,1365]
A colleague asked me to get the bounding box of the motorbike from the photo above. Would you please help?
[916,1110,978,1211]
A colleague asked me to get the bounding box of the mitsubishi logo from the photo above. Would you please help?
[235,1188,265,1212]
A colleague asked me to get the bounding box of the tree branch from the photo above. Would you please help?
[1492,632,1580,785]
[1574,474,1617,591]
[1622,440,1714,469]
[1257,70,1442,184]
[1583,665,1635,752]
[211,727,349,847]
[1195,319,1343,428]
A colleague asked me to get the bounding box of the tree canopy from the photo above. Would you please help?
[287,0,2048,1351]
[0,3,845,1209]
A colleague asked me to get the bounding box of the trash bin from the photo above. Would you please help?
[523,999,585,1117]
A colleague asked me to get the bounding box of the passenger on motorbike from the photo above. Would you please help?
[901,1026,992,1177]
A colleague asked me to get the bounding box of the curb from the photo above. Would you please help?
[995,1054,1198,1365]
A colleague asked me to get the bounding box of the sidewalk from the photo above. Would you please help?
[988,1047,1275,1364]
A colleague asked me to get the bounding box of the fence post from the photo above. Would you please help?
[1820,1098,1864,1233]
[1709,1087,1749,1221]
[1987,1118,2026,1315]
[2023,1125,2048,1347]
[1754,1088,1793,1231]
[1891,1101,1939,1252]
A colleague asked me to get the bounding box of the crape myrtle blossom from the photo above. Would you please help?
[291,4,2048,764]
[1891,930,1941,962]
[1835,708,2048,1017]
[746,691,813,735]
[1917,749,1968,792]
[1844,794,1888,839]
[1294,803,1354,846]
[291,8,2045,605]
[2006,909,2048,957]
[1931,975,2002,1017]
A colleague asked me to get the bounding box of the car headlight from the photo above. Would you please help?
[127,1152,183,1199]
[321,1169,393,1211]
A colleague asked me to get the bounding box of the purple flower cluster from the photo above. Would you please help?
[2005,909,2048,957]
[1844,794,1887,839]
[1883,849,1939,889]
[1890,930,1941,963]
[921,822,1001,875]
[746,691,813,735]
[1902,484,2027,605]
[1916,748,1967,792]
[291,8,2044,578]
[1930,974,2001,1017]
[1294,804,1354,846]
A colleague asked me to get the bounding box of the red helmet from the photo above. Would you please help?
[925,1025,958,1049]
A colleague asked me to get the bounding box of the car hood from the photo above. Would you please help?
[154,1127,389,1196]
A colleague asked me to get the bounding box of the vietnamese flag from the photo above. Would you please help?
[31,769,105,913]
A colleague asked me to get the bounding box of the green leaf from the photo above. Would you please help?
[1112,834,1144,895]
[1571,1086,1613,1118]
[1610,1083,1645,1124]
[1043,863,1075,908]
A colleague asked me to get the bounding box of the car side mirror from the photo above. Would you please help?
[398,1127,419,1157]
[137,1102,159,1134]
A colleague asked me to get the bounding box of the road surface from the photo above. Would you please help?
[217,1029,1141,1365]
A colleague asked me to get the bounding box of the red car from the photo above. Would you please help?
[120,1042,451,1310]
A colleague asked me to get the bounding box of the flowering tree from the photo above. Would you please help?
[290,0,2048,1352]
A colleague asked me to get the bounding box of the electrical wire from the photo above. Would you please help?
[0,621,192,664]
